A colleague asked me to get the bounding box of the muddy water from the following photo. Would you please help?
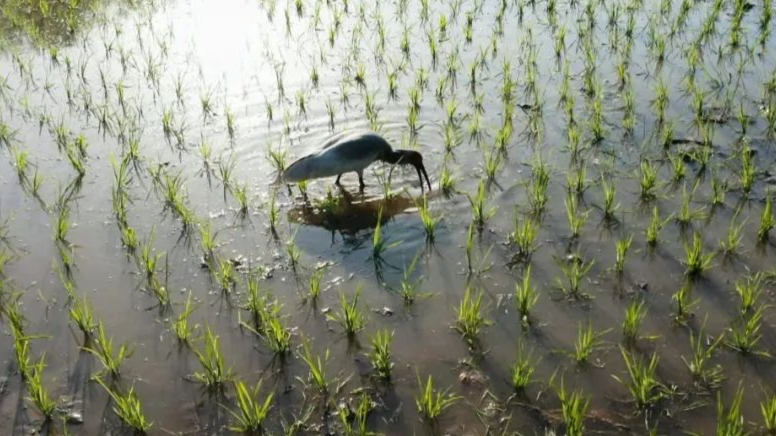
[1,0,776,434]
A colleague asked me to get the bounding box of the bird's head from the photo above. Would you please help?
[384,149,432,191]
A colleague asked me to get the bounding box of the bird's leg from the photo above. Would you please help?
[335,174,342,186]
[357,170,366,191]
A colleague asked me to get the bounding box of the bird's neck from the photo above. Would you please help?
[381,150,406,165]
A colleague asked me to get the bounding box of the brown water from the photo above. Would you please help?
[1,0,776,434]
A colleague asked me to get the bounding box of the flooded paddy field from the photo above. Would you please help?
[1,0,776,434]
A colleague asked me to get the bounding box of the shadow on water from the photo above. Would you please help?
[287,186,419,241]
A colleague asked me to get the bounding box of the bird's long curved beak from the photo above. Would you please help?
[416,163,432,191]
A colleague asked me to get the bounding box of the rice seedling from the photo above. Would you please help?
[758,194,774,242]
[417,196,441,241]
[682,319,725,388]
[54,206,70,243]
[511,343,537,393]
[368,330,393,381]
[555,378,589,436]
[571,321,609,365]
[740,144,756,195]
[482,148,502,181]
[735,273,765,315]
[673,280,698,323]
[613,347,664,410]
[171,291,197,343]
[455,286,490,346]
[715,387,745,436]
[69,294,97,337]
[515,266,539,326]
[200,89,215,119]
[372,208,400,260]
[354,62,366,88]
[84,321,132,378]
[415,375,459,422]
[285,235,301,271]
[669,153,686,182]
[11,324,32,380]
[439,163,456,195]
[26,355,57,420]
[399,251,428,305]
[614,235,633,274]
[468,180,496,229]
[299,337,330,394]
[510,214,538,259]
[139,232,161,281]
[675,185,705,226]
[306,267,323,303]
[228,379,274,433]
[212,256,237,293]
[762,394,776,434]
[711,176,727,206]
[557,256,594,299]
[601,177,619,218]
[267,143,288,174]
[621,298,651,345]
[683,232,714,276]
[717,215,745,256]
[10,145,29,181]
[95,379,152,433]
[326,287,366,336]
[260,301,292,356]
[565,194,589,238]
[727,305,768,356]
[527,173,551,218]
[266,194,280,234]
[639,160,659,199]
[193,327,233,389]
[566,165,588,195]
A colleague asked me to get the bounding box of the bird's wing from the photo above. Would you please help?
[320,131,352,150]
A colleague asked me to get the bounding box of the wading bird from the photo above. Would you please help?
[281,131,432,191]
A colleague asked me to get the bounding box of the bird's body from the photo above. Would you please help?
[281,131,431,191]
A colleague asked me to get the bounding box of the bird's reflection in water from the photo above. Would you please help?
[287,186,416,246]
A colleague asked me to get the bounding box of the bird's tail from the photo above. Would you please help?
[279,155,312,183]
